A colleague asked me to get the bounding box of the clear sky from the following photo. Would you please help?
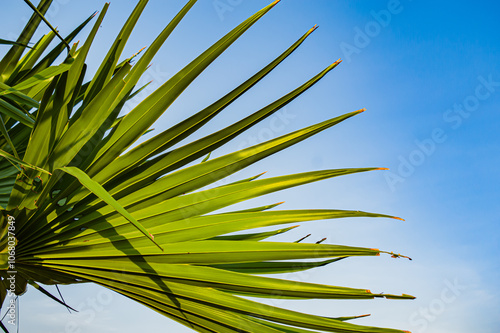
[2,1,500,332]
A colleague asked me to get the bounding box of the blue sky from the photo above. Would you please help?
[2,1,500,332]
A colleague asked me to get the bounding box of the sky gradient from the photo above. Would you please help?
[2,1,499,332]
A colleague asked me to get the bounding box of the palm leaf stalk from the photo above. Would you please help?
[0,1,413,332]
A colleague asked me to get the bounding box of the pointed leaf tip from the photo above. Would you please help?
[392,216,405,221]
[328,60,342,69]
[271,0,281,7]
[329,58,342,67]
[315,237,327,244]
[350,108,366,116]
[377,167,390,170]
[129,46,147,61]
[386,251,412,260]
[385,294,416,300]
[307,25,319,35]
[295,234,311,243]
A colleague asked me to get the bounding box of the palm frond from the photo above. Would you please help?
[0,1,413,332]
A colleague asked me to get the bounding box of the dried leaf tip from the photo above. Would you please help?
[271,0,281,7]
[388,252,412,260]
[307,25,319,35]
[377,167,389,171]
[315,237,327,244]
[352,108,366,115]
[137,46,147,54]
[275,201,285,205]
[91,11,99,18]
[295,234,311,243]
[129,47,147,63]
[392,216,405,221]
[330,59,342,68]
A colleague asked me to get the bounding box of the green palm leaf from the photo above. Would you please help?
[0,1,413,332]
[0,39,32,49]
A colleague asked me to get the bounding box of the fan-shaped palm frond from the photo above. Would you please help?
[0,1,413,332]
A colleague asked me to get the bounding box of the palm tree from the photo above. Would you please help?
[0,1,413,332]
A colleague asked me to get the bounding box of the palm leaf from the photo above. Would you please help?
[0,39,32,49]
[0,1,413,332]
